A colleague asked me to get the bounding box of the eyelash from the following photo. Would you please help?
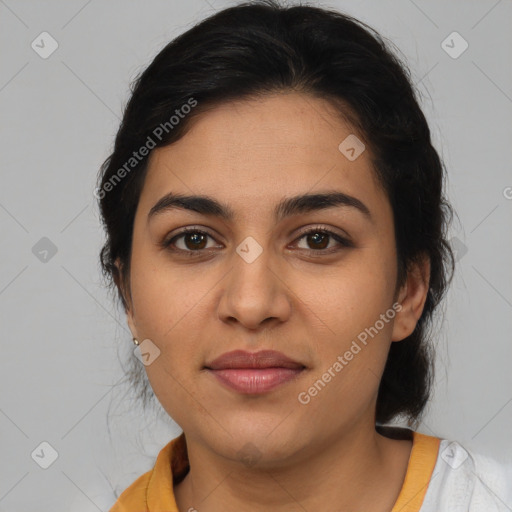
[161,225,354,257]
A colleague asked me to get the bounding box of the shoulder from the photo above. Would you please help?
[108,435,183,511]
[421,438,512,512]
[109,469,152,512]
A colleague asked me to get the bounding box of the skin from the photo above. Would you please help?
[117,92,430,512]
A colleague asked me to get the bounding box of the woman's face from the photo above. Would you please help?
[122,92,427,464]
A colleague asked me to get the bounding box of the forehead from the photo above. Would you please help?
[139,92,388,221]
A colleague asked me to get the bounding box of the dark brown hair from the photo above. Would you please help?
[98,0,456,427]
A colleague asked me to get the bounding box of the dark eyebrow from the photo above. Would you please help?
[147,190,372,224]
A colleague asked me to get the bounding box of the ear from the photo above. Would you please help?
[391,254,430,342]
[114,258,139,340]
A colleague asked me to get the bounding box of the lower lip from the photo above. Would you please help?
[206,368,304,394]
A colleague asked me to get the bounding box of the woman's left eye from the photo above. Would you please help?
[162,226,353,255]
[294,228,353,252]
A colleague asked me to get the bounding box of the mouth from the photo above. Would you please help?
[204,350,306,394]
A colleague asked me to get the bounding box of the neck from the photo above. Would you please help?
[174,423,413,512]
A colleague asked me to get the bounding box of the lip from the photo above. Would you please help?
[205,350,305,370]
[204,350,306,394]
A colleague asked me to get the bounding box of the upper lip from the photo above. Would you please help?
[205,350,305,370]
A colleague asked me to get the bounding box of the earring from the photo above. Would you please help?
[133,338,139,346]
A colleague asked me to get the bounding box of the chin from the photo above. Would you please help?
[208,417,308,468]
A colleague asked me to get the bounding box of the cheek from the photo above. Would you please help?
[129,245,202,338]
[129,255,209,421]
[287,250,397,401]
[292,252,395,338]
[128,250,212,390]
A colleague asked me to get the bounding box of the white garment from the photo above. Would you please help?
[421,439,512,511]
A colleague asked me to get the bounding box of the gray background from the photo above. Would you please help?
[1,0,511,510]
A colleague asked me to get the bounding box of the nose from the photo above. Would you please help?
[217,245,292,332]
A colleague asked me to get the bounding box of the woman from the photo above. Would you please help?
[98,1,512,510]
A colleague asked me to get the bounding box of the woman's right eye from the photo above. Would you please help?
[163,228,220,254]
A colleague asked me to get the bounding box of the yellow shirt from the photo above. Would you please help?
[109,429,440,512]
